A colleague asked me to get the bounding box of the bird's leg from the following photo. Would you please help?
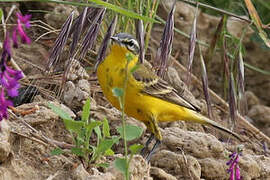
[146,139,161,162]
[148,114,162,141]
[144,114,162,162]
[140,133,154,157]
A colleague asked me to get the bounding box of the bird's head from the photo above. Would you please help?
[111,33,140,56]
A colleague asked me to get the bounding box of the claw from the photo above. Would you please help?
[140,133,154,157]
[146,139,161,162]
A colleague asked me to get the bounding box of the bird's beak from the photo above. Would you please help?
[110,36,118,42]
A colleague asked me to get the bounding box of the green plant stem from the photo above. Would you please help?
[178,0,251,23]
[85,128,93,163]
[4,0,156,23]
[127,153,134,169]
[120,57,131,180]
[145,0,160,51]
[120,106,129,180]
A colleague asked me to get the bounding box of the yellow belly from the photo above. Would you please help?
[97,58,191,124]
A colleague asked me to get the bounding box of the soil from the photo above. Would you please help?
[0,1,270,180]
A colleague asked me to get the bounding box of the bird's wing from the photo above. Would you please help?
[132,64,200,112]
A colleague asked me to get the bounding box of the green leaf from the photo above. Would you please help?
[48,103,73,120]
[90,145,96,153]
[117,125,143,141]
[83,147,93,154]
[130,65,139,73]
[75,135,85,146]
[85,120,103,132]
[112,87,124,97]
[91,138,119,162]
[50,148,63,156]
[102,118,110,138]
[88,0,156,23]
[94,125,102,140]
[63,119,84,135]
[4,0,157,23]
[82,98,91,123]
[96,162,110,168]
[96,139,117,154]
[129,144,143,155]
[125,52,134,62]
[71,147,84,157]
[0,8,3,20]
[111,136,120,144]
[114,157,128,174]
[77,127,87,140]
[104,148,114,156]
[244,61,270,75]
[85,120,103,150]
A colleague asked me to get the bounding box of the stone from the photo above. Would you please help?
[44,4,79,29]
[150,167,177,180]
[199,158,228,179]
[0,120,11,163]
[248,105,270,124]
[151,150,201,180]
[245,91,260,109]
[161,127,224,159]
[107,155,152,180]
[72,164,91,180]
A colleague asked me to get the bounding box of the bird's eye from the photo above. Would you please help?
[123,38,139,54]
[126,40,135,48]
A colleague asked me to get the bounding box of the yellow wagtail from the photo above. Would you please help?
[97,33,241,160]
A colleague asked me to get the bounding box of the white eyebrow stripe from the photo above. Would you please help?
[130,39,139,49]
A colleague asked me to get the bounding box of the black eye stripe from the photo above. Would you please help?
[127,41,134,46]
[122,40,134,47]
[117,37,139,55]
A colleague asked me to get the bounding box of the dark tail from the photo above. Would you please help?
[188,110,243,141]
[208,120,243,141]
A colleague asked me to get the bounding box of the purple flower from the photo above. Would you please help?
[235,164,241,179]
[0,67,22,97]
[12,13,31,48]
[16,13,31,28]
[17,19,31,44]
[1,36,23,98]
[0,13,31,121]
[12,28,19,48]
[226,147,243,180]
[1,35,11,62]
[0,89,13,120]
[226,152,236,165]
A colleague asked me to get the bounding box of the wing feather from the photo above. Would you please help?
[132,64,200,112]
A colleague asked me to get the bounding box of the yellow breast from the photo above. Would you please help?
[97,44,142,116]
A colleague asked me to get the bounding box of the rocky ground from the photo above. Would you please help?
[1,1,270,180]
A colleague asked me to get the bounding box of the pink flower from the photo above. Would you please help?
[226,151,242,180]
[0,13,31,121]
[1,35,11,61]
[0,89,13,120]
[12,13,31,48]
[16,13,31,28]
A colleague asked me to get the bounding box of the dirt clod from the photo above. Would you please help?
[151,150,201,180]
[0,121,11,163]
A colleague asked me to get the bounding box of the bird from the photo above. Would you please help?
[96,33,242,160]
